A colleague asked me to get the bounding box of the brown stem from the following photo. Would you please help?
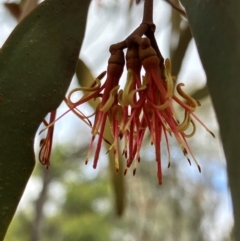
[145,30,164,70]
[110,0,155,53]
[142,0,164,71]
[110,23,151,53]
[142,0,153,23]
[110,0,165,72]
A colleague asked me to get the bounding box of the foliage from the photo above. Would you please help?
[0,0,89,239]
[180,0,240,240]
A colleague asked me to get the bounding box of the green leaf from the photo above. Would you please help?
[191,85,209,100]
[104,120,126,216]
[76,59,96,106]
[76,59,125,216]
[180,0,240,239]
[0,0,90,239]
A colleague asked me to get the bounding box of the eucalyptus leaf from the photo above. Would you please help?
[0,0,90,239]
[191,85,209,101]
[180,0,240,239]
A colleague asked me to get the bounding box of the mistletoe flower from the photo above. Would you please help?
[39,38,214,185]
[67,50,125,171]
[119,38,214,184]
[39,110,57,169]
[38,1,214,186]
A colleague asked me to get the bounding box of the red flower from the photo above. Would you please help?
[39,110,56,169]
[118,38,214,184]
[39,37,214,184]
[67,50,125,171]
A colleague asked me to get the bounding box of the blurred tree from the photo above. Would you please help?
[5,146,113,241]
[5,142,233,241]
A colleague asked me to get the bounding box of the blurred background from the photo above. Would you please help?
[0,0,234,240]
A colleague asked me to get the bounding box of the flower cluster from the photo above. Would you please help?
[40,37,214,184]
